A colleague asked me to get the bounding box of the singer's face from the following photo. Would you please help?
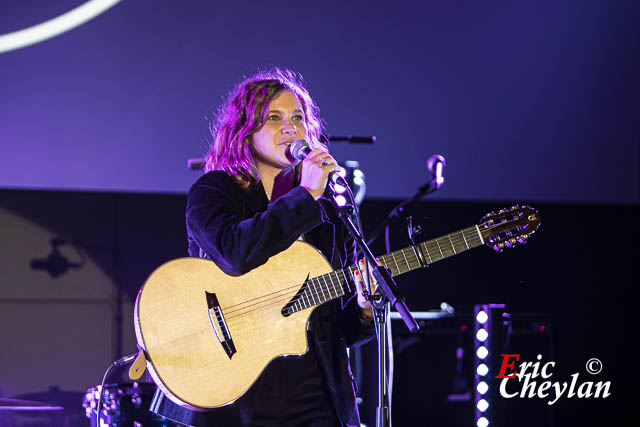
[251,90,306,173]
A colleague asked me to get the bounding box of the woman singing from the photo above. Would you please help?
[151,68,375,427]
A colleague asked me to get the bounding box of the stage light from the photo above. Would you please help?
[333,183,347,194]
[476,364,489,376]
[476,346,488,359]
[477,381,488,395]
[476,328,488,342]
[334,195,347,207]
[0,0,123,54]
[339,160,366,206]
[474,304,505,427]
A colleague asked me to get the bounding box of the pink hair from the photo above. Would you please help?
[205,68,326,183]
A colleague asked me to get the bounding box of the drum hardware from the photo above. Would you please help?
[0,397,63,411]
[83,382,171,426]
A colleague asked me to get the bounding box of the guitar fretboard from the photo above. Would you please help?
[283,225,484,315]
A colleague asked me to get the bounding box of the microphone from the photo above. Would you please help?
[320,134,376,143]
[188,158,206,170]
[288,140,347,187]
[287,139,312,161]
[426,154,445,189]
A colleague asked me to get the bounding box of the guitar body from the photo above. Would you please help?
[134,241,333,410]
[134,205,541,411]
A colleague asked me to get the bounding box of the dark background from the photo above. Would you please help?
[0,0,636,425]
[0,189,632,426]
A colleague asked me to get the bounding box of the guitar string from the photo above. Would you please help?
[225,294,303,331]
[222,254,407,330]
[221,285,306,315]
[220,247,383,313]
[224,267,357,325]
[224,302,311,337]
[223,267,361,330]
[160,223,516,352]
[220,280,350,333]
[220,231,487,334]
[223,218,528,323]
[221,263,358,322]
[222,245,427,334]
[220,230,470,313]
[221,267,354,314]
[224,289,344,334]
[219,225,501,335]
[217,230,483,329]
[219,231,477,324]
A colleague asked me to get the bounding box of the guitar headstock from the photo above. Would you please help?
[478,205,541,252]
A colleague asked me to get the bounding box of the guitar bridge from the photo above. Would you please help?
[206,291,236,359]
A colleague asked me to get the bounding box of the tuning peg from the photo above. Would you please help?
[517,237,526,244]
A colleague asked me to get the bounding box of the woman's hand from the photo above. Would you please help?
[299,149,339,200]
[353,259,379,323]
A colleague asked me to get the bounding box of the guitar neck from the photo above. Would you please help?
[285,225,484,315]
[377,224,485,276]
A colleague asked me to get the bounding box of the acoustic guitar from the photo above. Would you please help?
[134,205,540,410]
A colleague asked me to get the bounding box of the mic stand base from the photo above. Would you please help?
[375,302,391,427]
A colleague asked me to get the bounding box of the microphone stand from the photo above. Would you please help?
[329,180,419,427]
[366,178,440,247]
[360,174,444,425]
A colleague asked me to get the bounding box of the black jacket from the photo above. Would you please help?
[151,171,374,426]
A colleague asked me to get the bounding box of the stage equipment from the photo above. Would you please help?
[337,160,366,206]
[320,134,376,144]
[332,195,540,426]
[473,304,505,427]
[0,397,63,411]
[83,382,170,426]
[379,308,473,426]
[366,154,447,249]
[426,154,445,189]
[484,311,554,427]
[91,351,146,427]
[330,167,417,427]
[29,237,85,278]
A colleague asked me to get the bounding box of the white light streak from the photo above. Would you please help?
[0,0,123,54]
